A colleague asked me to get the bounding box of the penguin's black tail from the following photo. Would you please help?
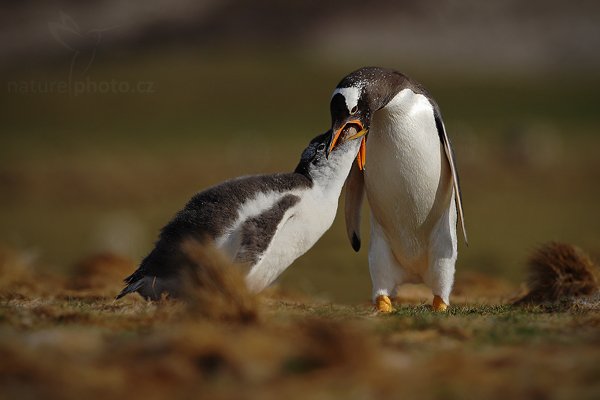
[115,250,157,300]
[115,278,145,300]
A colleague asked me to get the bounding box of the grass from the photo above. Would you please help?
[1,270,599,399]
[1,243,599,399]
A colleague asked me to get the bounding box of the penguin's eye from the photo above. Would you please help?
[350,105,358,115]
[316,143,326,152]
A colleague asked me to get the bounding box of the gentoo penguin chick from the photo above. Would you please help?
[117,130,361,300]
[328,67,468,312]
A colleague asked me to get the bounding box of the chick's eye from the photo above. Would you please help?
[317,143,326,152]
[350,105,358,115]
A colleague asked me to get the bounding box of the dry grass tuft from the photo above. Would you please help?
[180,240,260,324]
[515,242,599,305]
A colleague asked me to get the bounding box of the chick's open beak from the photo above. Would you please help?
[328,119,364,154]
[327,119,369,170]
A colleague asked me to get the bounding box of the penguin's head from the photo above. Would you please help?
[295,130,361,179]
[327,67,405,169]
[296,131,330,173]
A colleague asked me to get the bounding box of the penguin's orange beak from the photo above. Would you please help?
[356,136,367,170]
[328,119,369,170]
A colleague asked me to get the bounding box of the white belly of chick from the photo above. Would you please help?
[365,89,452,273]
[245,189,338,292]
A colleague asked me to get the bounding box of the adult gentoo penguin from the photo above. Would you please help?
[327,67,467,312]
[117,130,361,300]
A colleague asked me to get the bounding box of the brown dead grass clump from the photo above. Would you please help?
[181,240,259,324]
[515,242,599,305]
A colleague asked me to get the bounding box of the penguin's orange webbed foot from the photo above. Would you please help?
[375,295,393,313]
[432,295,448,312]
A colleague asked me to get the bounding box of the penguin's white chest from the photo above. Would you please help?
[365,89,452,269]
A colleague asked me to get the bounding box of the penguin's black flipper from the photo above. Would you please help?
[344,160,365,252]
[433,109,468,246]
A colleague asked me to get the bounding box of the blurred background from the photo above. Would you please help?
[1,0,599,303]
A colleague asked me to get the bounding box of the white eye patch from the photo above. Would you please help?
[332,86,361,114]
